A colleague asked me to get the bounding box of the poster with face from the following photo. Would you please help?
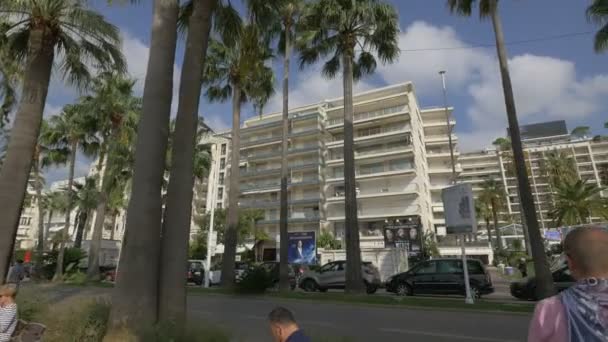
[287,231,316,264]
[383,216,422,256]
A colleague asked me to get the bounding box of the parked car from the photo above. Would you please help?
[258,261,298,290]
[298,261,381,294]
[188,260,205,286]
[510,265,575,301]
[209,261,249,285]
[385,258,494,298]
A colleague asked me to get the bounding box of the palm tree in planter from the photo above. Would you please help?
[0,0,125,283]
[298,0,399,293]
[549,180,608,226]
[479,179,507,255]
[587,0,608,53]
[83,73,140,281]
[571,126,591,139]
[203,23,275,287]
[72,176,98,249]
[447,0,555,299]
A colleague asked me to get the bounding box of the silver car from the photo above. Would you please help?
[299,261,381,294]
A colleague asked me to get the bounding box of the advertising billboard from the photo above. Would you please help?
[287,231,316,264]
[383,215,422,256]
[442,183,477,235]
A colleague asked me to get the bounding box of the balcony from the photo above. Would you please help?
[327,162,415,183]
[241,134,282,148]
[327,105,409,127]
[327,146,413,164]
[240,176,320,192]
[423,119,456,128]
[240,143,320,162]
[327,205,421,221]
[239,196,320,209]
[258,211,320,224]
[425,134,458,144]
[326,183,419,202]
[328,124,411,146]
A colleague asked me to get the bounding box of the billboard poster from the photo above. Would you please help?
[287,231,316,264]
[442,183,477,235]
[383,215,422,257]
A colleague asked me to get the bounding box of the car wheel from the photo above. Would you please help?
[302,279,317,292]
[396,283,412,296]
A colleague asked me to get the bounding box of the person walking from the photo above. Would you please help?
[6,260,25,288]
[0,285,18,342]
[528,226,608,342]
[268,307,311,342]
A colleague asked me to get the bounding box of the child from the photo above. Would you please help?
[0,285,17,342]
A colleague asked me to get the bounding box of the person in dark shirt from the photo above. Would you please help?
[268,307,311,342]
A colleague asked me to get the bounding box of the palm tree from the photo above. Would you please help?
[249,0,305,292]
[203,23,275,287]
[539,151,578,191]
[158,0,215,324]
[84,73,139,281]
[448,0,555,298]
[587,0,608,53]
[0,0,125,284]
[475,199,494,250]
[72,177,98,249]
[0,128,9,170]
[298,0,399,293]
[0,27,20,127]
[571,126,590,139]
[549,180,607,226]
[479,179,506,253]
[42,103,98,280]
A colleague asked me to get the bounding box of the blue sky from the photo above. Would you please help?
[43,0,608,182]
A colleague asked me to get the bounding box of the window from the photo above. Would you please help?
[221,144,227,155]
[220,158,226,169]
[218,173,225,185]
[466,260,485,275]
[414,261,436,275]
[217,187,223,200]
[438,260,462,274]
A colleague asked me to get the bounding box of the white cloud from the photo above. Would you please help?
[381,21,608,151]
[43,104,63,117]
[204,112,231,132]
[376,21,494,94]
[265,63,375,113]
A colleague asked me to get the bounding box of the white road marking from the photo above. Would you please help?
[378,328,520,342]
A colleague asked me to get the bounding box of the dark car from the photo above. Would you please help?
[510,265,575,301]
[259,261,297,290]
[385,258,494,298]
[187,260,205,286]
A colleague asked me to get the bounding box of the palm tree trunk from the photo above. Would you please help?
[34,153,45,278]
[278,21,291,292]
[52,141,78,281]
[0,28,55,284]
[74,210,87,248]
[158,0,214,325]
[87,190,107,281]
[485,218,493,251]
[108,0,180,334]
[491,200,503,253]
[221,86,242,287]
[489,2,555,299]
[342,52,363,294]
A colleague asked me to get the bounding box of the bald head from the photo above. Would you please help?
[563,226,608,279]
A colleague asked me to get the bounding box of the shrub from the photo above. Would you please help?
[142,322,231,342]
[36,297,110,342]
[15,287,49,322]
[507,251,529,267]
[39,248,87,280]
[236,266,272,294]
[64,271,88,285]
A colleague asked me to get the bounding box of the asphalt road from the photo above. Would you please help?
[187,295,532,342]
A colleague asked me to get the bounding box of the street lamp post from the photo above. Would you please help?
[440,70,474,304]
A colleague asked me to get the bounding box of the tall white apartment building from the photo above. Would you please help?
[459,121,608,232]
[203,82,455,260]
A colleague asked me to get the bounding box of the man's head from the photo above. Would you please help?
[268,307,299,342]
[0,285,17,306]
[297,240,303,249]
[16,259,23,265]
[563,226,608,280]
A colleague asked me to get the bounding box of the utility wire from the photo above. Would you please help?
[396,31,594,52]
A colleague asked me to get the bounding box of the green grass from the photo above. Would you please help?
[187,287,535,314]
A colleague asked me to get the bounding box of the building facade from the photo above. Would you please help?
[459,121,608,233]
